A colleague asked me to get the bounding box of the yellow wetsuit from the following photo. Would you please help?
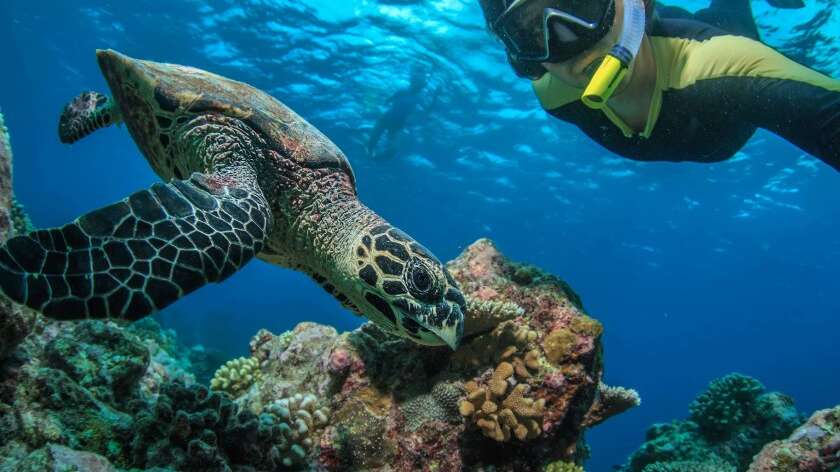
[532,18,840,169]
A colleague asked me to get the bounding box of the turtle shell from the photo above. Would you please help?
[98,50,356,188]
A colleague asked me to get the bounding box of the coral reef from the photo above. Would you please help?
[749,405,840,472]
[210,356,262,398]
[621,373,805,472]
[0,235,635,471]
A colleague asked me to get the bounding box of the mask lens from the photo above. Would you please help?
[495,0,611,62]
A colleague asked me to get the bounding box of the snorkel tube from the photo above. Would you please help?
[581,0,646,109]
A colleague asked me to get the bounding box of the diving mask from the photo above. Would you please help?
[492,0,616,63]
[492,0,647,109]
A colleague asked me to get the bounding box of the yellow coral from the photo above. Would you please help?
[452,320,539,370]
[544,460,584,472]
[569,315,603,338]
[209,356,262,398]
[543,328,577,366]
[459,357,543,442]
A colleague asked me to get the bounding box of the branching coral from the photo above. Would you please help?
[265,393,330,468]
[209,356,262,398]
[464,297,525,336]
[688,373,764,439]
[583,382,642,427]
[459,353,544,442]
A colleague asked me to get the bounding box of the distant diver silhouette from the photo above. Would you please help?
[366,65,438,160]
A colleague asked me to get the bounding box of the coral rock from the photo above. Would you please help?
[749,405,840,472]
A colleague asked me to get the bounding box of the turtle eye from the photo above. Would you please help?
[405,258,440,302]
[412,267,432,292]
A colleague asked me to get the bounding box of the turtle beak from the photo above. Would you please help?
[431,305,464,351]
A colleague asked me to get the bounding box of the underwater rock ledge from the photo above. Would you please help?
[0,237,639,471]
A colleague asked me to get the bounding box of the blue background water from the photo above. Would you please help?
[1,0,838,469]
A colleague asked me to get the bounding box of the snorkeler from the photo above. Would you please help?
[366,66,437,160]
[478,0,840,168]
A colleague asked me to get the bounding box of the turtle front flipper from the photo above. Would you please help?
[0,170,271,320]
[58,91,123,144]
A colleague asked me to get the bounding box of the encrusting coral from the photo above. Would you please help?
[209,356,262,398]
[401,382,464,431]
[265,392,330,467]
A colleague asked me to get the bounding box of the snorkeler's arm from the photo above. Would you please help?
[679,36,840,166]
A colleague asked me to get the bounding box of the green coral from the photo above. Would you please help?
[622,373,804,472]
[544,460,584,472]
[688,373,764,439]
[265,392,330,468]
[209,356,262,398]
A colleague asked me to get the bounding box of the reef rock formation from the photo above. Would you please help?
[0,111,38,359]
[749,405,840,472]
[621,373,805,472]
[238,237,637,470]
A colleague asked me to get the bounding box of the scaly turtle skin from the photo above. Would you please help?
[0,50,465,349]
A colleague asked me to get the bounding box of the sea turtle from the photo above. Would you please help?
[0,50,465,349]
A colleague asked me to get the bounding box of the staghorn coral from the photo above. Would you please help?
[400,381,464,431]
[583,382,642,427]
[459,356,544,442]
[209,356,262,398]
[464,296,525,336]
[265,392,330,467]
[544,460,585,472]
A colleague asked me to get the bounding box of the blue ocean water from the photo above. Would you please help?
[1,0,838,470]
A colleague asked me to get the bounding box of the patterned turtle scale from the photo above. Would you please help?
[0,50,465,349]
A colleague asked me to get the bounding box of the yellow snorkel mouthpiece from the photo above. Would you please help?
[582,53,628,109]
[581,0,646,110]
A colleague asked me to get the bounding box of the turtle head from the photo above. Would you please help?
[350,224,465,350]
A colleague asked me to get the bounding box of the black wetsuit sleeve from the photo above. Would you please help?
[701,76,840,168]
